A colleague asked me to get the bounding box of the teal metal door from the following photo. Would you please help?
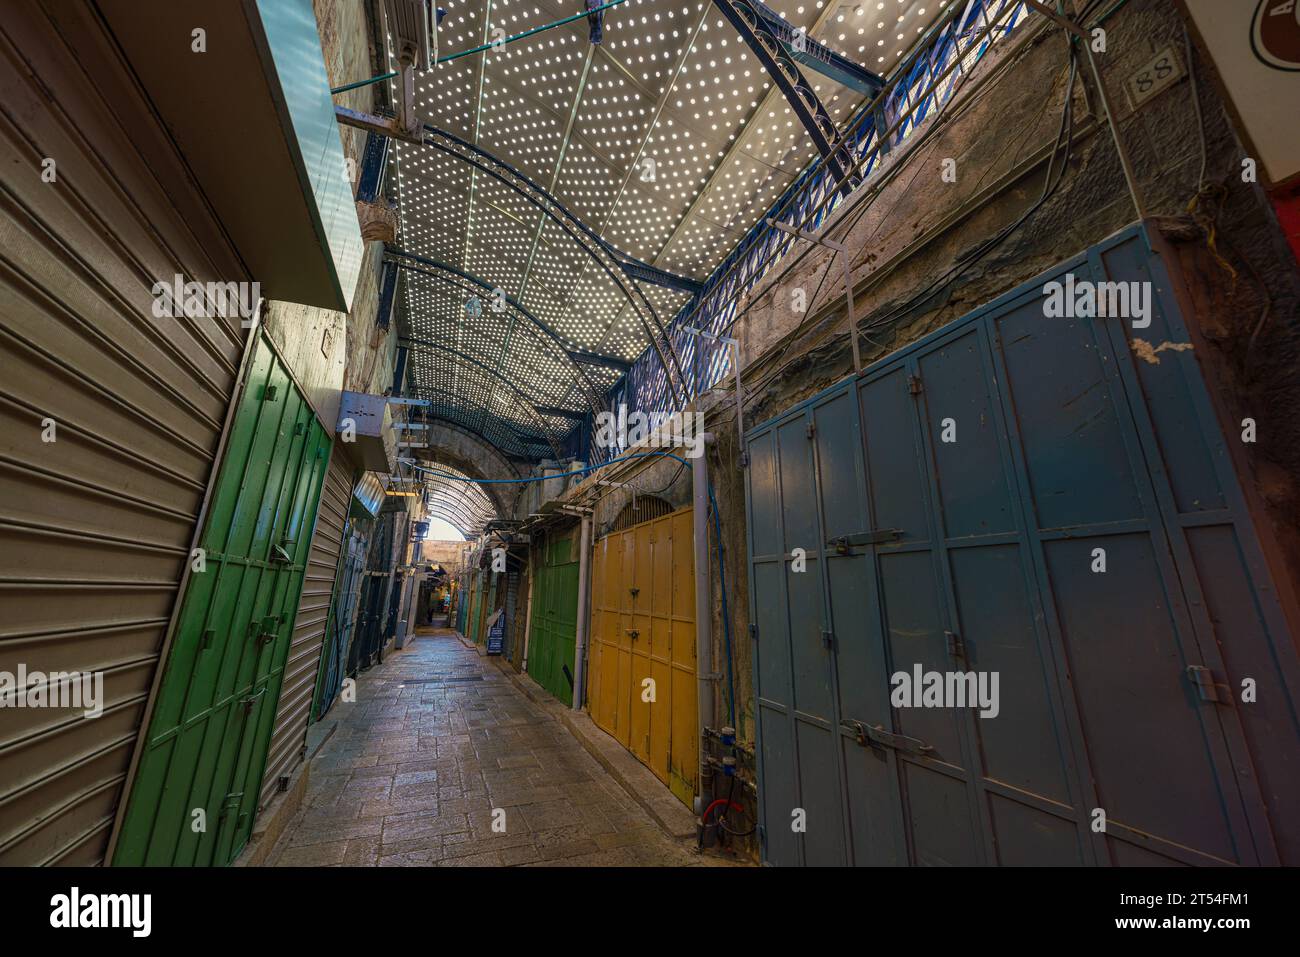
[114,333,331,865]
[746,225,1298,866]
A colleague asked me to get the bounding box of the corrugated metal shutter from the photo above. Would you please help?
[258,445,355,809]
[0,7,249,865]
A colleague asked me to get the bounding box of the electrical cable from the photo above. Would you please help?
[856,35,1078,342]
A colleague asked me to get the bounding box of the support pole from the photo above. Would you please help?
[571,513,593,710]
[521,548,535,671]
[841,248,861,373]
[692,435,715,815]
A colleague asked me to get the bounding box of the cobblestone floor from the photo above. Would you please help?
[268,629,722,867]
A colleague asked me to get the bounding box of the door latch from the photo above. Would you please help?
[1187,665,1232,705]
[626,629,640,641]
[828,529,902,554]
[842,719,933,756]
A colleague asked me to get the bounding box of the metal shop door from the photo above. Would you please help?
[350,572,389,671]
[114,333,331,866]
[313,519,370,720]
[468,569,486,644]
[527,529,579,702]
[745,225,1296,867]
[589,507,697,807]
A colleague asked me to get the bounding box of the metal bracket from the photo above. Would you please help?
[821,629,834,650]
[945,629,966,661]
[842,719,933,756]
[907,374,923,395]
[748,622,759,641]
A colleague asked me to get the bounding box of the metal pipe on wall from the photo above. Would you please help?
[692,435,715,815]
[571,513,593,710]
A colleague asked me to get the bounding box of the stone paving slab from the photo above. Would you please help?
[266,629,744,868]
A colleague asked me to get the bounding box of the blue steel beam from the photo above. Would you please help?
[376,258,399,330]
[618,258,703,295]
[356,130,390,202]
[749,0,884,96]
[711,0,858,199]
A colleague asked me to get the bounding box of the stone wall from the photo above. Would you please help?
[263,0,395,437]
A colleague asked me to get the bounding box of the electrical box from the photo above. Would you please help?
[337,391,396,472]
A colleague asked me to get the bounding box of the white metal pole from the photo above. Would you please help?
[571,513,593,710]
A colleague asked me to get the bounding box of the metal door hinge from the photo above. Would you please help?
[821,629,834,650]
[945,629,966,661]
[748,623,759,641]
[805,420,816,439]
[907,374,923,395]
[842,719,933,756]
[263,384,278,401]
[1187,665,1232,704]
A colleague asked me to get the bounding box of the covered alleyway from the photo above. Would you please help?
[267,629,719,867]
[4,0,1300,904]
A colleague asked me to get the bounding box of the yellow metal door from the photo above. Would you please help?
[588,506,696,806]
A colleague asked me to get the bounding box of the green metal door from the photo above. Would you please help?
[469,569,486,644]
[114,333,331,866]
[527,529,578,703]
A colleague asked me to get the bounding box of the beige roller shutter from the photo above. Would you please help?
[258,446,356,809]
[0,6,249,864]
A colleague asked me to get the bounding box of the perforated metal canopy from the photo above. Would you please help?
[390,0,943,488]
[417,461,499,534]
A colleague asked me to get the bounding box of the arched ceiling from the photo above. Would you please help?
[415,460,498,535]
[389,0,942,459]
